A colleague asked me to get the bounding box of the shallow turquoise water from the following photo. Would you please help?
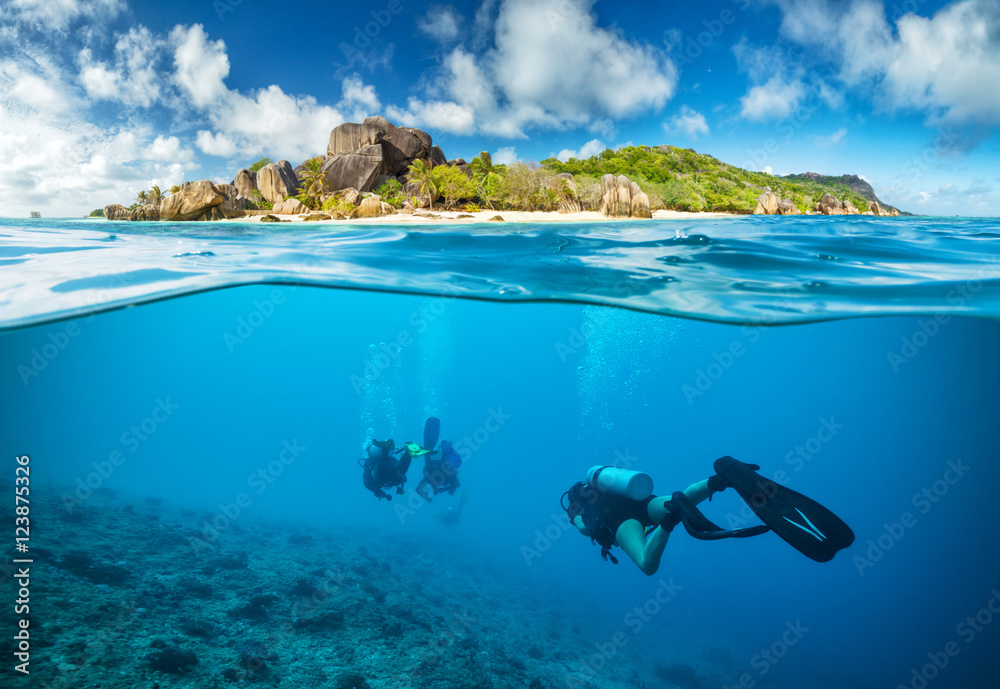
[1,215,998,688]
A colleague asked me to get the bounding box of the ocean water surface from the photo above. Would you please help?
[2,215,999,689]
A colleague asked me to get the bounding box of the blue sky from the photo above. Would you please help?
[1,0,998,216]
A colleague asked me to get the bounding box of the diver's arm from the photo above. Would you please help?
[572,515,589,535]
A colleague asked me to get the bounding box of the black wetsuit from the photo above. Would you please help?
[363,445,411,500]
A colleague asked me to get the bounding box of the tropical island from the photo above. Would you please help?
[97,116,902,224]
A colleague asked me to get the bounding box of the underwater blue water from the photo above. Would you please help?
[2,215,1000,688]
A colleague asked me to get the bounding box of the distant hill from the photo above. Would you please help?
[542,145,905,215]
[784,172,903,214]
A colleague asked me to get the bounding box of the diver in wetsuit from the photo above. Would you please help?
[416,439,462,501]
[361,439,411,501]
[563,459,855,575]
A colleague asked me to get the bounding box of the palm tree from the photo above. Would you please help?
[135,190,148,205]
[407,159,437,211]
[467,151,493,179]
[169,185,181,195]
[297,158,329,209]
[148,185,163,206]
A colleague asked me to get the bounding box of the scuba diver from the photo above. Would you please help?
[416,439,462,501]
[434,488,469,526]
[361,417,442,501]
[562,457,855,574]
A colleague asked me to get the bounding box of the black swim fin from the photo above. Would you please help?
[663,492,771,541]
[712,456,856,562]
[423,416,440,451]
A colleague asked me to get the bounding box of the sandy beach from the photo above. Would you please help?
[234,208,737,224]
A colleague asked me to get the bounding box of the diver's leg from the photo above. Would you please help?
[416,479,432,501]
[616,519,670,576]
[646,480,712,523]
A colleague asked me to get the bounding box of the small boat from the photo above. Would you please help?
[30,211,41,218]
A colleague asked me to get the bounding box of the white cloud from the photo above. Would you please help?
[5,0,125,32]
[166,25,347,161]
[78,27,164,108]
[170,24,230,109]
[195,131,239,158]
[740,76,806,121]
[418,5,462,41]
[556,138,604,161]
[815,127,847,146]
[386,98,477,135]
[733,39,806,121]
[493,146,517,165]
[769,0,1000,125]
[144,135,194,163]
[663,105,709,139]
[390,0,676,137]
[339,75,381,121]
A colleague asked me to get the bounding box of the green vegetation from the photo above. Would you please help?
[433,165,476,207]
[541,145,875,213]
[88,208,103,217]
[295,159,330,210]
[374,178,406,207]
[250,189,272,210]
[321,195,356,215]
[407,159,437,210]
[248,157,273,173]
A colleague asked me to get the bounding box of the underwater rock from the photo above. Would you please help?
[146,645,198,674]
[334,671,371,689]
[237,640,276,671]
[230,593,278,621]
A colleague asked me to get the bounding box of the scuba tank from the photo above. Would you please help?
[587,465,653,500]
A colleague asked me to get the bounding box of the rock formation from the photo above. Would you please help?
[815,193,844,215]
[159,180,245,221]
[103,204,129,220]
[754,191,780,215]
[777,198,801,215]
[869,200,900,216]
[599,174,651,218]
[127,206,160,221]
[429,145,448,167]
[272,198,309,215]
[234,169,257,199]
[257,160,300,204]
[321,145,383,192]
[842,200,859,215]
[554,173,583,213]
[349,195,396,219]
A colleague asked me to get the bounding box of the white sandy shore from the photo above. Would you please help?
[234,209,736,224]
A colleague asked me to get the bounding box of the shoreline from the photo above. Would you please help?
[233,208,740,224]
